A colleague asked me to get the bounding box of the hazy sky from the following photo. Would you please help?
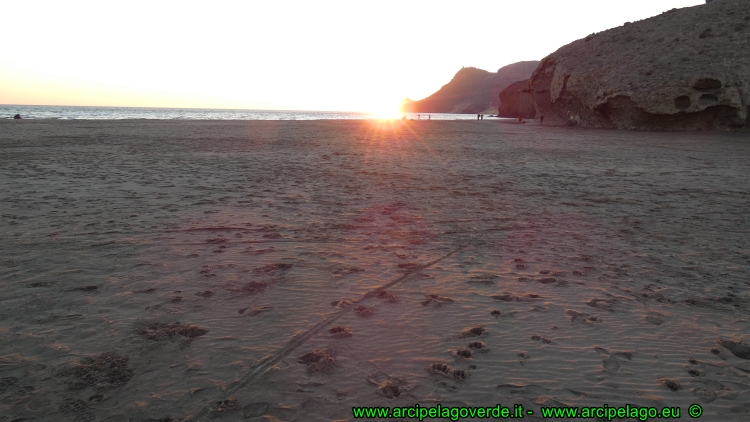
[0,0,704,113]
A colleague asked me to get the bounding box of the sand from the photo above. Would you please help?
[0,119,749,421]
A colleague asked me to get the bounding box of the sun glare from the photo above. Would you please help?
[369,102,403,120]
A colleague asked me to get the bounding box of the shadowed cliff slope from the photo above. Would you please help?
[402,61,539,114]
[525,0,750,130]
[497,79,536,118]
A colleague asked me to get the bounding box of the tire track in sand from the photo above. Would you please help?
[192,203,545,420]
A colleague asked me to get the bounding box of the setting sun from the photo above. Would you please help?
[369,102,403,120]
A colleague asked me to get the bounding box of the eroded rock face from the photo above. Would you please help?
[497,79,536,118]
[525,0,750,130]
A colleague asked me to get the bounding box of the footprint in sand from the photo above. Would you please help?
[298,350,336,374]
[60,352,135,389]
[377,379,404,398]
[232,281,268,296]
[354,306,374,318]
[133,288,156,294]
[421,294,454,307]
[517,352,529,366]
[693,387,717,403]
[460,325,487,338]
[468,274,499,285]
[329,326,353,339]
[374,290,398,303]
[428,363,454,376]
[427,362,468,381]
[238,306,271,316]
[531,335,554,344]
[367,372,411,399]
[467,341,488,352]
[135,322,208,343]
[453,369,469,380]
[537,277,558,285]
[491,310,520,318]
[566,310,601,325]
[645,311,663,325]
[242,402,269,418]
[456,348,473,359]
[602,356,620,373]
[331,299,354,308]
[210,397,240,416]
[492,293,541,302]
[58,397,91,416]
[659,378,682,391]
[253,263,293,273]
[0,377,19,394]
[397,262,422,273]
[718,339,750,359]
[87,393,106,403]
[586,298,617,312]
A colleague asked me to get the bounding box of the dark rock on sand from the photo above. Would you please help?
[13,114,22,119]
[525,0,750,130]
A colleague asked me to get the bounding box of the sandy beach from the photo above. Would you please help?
[1,119,749,421]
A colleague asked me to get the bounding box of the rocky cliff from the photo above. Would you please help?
[402,61,539,114]
[497,79,536,118]
[525,0,750,130]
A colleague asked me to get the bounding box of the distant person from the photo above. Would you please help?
[13,114,22,119]
[518,115,522,122]
[418,114,421,120]
[480,114,484,120]
[428,114,431,120]
[477,114,480,120]
[540,115,544,125]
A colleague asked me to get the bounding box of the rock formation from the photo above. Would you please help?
[497,79,536,118]
[525,0,750,130]
[402,61,539,114]
[13,114,22,119]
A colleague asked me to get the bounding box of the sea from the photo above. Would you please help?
[0,105,485,121]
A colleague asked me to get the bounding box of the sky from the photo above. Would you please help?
[0,0,705,114]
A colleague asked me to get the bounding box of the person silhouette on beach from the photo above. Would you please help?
[428,114,431,120]
[477,114,480,120]
[540,115,544,125]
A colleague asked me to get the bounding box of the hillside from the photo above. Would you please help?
[525,0,750,130]
[401,61,539,114]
